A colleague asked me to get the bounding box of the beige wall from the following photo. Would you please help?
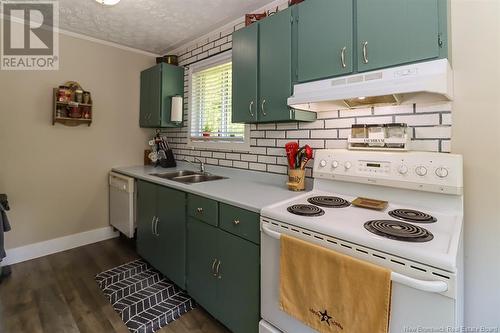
[0,33,154,249]
[450,0,500,327]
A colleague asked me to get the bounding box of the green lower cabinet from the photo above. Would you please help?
[155,186,186,289]
[137,181,159,267]
[187,217,260,333]
[216,230,260,333]
[186,219,219,314]
[136,181,187,289]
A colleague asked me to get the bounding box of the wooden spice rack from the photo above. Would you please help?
[53,81,93,127]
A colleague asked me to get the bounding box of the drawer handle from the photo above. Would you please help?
[197,207,203,214]
[340,46,347,68]
[362,41,369,64]
[233,219,240,225]
[211,258,218,277]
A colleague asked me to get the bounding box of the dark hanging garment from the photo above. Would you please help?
[0,202,11,262]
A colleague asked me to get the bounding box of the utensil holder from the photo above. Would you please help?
[287,169,306,191]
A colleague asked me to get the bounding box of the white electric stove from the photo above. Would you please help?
[259,149,464,333]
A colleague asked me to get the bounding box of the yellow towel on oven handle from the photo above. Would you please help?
[280,234,392,333]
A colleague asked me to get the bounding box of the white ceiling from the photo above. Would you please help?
[58,0,273,54]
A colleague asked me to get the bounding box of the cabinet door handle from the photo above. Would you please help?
[248,101,254,117]
[340,46,347,68]
[151,216,155,235]
[211,258,218,277]
[215,260,222,279]
[233,219,240,225]
[261,99,267,116]
[154,217,160,236]
[196,207,203,214]
[362,41,369,64]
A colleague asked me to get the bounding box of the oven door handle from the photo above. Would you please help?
[261,224,449,293]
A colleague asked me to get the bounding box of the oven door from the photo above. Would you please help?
[261,219,460,333]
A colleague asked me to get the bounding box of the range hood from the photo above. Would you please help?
[288,59,453,111]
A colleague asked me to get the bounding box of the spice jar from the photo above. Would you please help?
[386,123,407,148]
[83,91,90,104]
[58,86,70,102]
[75,89,83,103]
[367,124,386,147]
[351,124,367,147]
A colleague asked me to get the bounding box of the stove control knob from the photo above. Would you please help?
[435,167,449,178]
[398,164,409,175]
[332,160,339,169]
[320,160,327,167]
[415,166,428,176]
[344,161,352,170]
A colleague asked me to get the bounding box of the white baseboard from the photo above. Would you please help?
[1,226,119,266]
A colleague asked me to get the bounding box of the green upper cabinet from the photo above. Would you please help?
[295,0,353,82]
[258,7,294,123]
[140,63,184,128]
[136,180,187,289]
[231,8,316,124]
[357,0,441,72]
[232,23,259,123]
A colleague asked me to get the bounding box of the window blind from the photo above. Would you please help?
[190,61,245,141]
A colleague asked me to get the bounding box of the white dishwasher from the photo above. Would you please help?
[109,172,136,238]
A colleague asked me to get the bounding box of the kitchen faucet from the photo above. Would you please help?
[184,157,206,173]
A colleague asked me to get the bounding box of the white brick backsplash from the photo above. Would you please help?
[441,140,451,152]
[299,139,325,149]
[325,140,348,149]
[266,130,286,139]
[258,123,276,130]
[442,113,452,125]
[268,164,287,174]
[226,153,240,160]
[338,129,351,139]
[410,140,440,152]
[220,42,232,52]
[214,37,228,47]
[219,159,233,167]
[249,163,266,171]
[356,116,393,125]
[233,161,249,169]
[250,130,265,138]
[206,158,218,165]
[213,152,226,159]
[416,102,452,113]
[241,154,258,162]
[298,120,325,129]
[258,155,277,164]
[249,146,267,155]
[208,47,221,56]
[267,147,286,156]
[310,129,337,139]
[202,43,214,52]
[257,138,276,146]
[287,130,309,138]
[340,107,372,118]
[317,110,339,119]
[276,122,298,130]
[276,156,289,165]
[325,118,355,129]
[374,104,413,115]
[395,114,440,126]
[414,126,452,139]
[200,151,212,157]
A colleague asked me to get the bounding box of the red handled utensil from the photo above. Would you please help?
[285,142,299,169]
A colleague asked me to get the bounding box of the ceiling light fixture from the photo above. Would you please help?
[95,0,121,6]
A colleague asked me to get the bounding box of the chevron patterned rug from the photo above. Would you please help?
[96,259,195,333]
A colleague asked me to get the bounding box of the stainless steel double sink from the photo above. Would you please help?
[150,170,227,184]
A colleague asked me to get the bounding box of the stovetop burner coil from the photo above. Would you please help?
[287,204,325,217]
[388,209,437,223]
[364,220,434,242]
[307,196,351,208]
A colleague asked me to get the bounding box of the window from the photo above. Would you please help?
[188,51,249,151]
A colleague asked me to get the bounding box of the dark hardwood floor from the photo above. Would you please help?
[0,237,231,333]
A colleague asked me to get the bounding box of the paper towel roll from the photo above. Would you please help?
[171,96,183,123]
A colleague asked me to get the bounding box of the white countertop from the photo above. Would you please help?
[112,162,310,213]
